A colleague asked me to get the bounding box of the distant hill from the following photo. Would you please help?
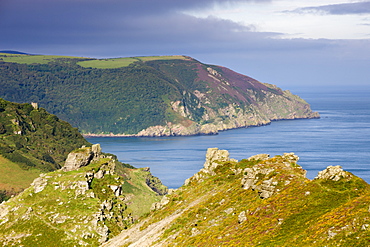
[0,50,30,55]
[0,53,319,136]
[0,98,89,200]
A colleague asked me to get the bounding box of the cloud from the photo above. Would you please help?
[0,0,369,88]
[0,0,276,57]
[287,1,370,15]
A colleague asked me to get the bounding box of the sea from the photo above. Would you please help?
[87,87,370,189]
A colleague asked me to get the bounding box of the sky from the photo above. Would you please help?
[1,0,370,90]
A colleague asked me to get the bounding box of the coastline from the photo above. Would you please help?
[83,114,320,138]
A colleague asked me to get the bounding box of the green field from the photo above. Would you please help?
[77,55,188,69]
[77,57,141,68]
[0,53,189,68]
[0,53,86,64]
[0,155,40,192]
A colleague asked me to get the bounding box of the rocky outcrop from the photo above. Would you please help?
[62,144,101,172]
[185,150,306,199]
[315,165,352,181]
[30,174,48,193]
[184,148,234,185]
[203,147,230,173]
[144,167,169,196]
[241,153,305,199]
[150,195,170,211]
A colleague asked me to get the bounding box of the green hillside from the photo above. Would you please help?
[0,53,319,136]
[0,145,166,246]
[0,98,89,199]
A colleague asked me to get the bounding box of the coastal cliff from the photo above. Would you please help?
[133,86,319,137]
[0,54,318,137]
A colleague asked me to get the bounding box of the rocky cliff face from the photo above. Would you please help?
[125,65,320,137]
[105,148,370,247]
[0,145,167,246]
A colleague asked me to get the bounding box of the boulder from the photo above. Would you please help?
[31,175,48,193]
[238,211,247,224]
[248,154,270,161]
[316,165,352,181]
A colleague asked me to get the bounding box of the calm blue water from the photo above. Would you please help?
[87,88,370,189]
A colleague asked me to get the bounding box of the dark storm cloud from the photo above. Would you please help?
[0,0,275,56]
[287,1,370,15]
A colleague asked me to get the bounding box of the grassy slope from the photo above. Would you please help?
[0,155,40,192]
[77,55,188,69]
[0,151,163,246]
[0,53,86,64]
[0,56,188,134]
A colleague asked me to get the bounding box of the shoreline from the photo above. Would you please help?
[83,115,320,138]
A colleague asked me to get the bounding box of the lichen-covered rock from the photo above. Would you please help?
[151,195,170,211]
[0,204,9,224]
[248,154,270,161]
[238,211,247,224]
[203,148,230,172]
[315,165,352,181]
[184,148,231,185]
[31,175,48,193]
[241,153,306,199]
[62,144,101,172]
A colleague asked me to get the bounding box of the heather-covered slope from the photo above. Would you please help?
[0,53,319,136]
[105,149,370,247]
[0,98,89,200]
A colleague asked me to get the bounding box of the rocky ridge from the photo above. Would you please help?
[105,148,370,247]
